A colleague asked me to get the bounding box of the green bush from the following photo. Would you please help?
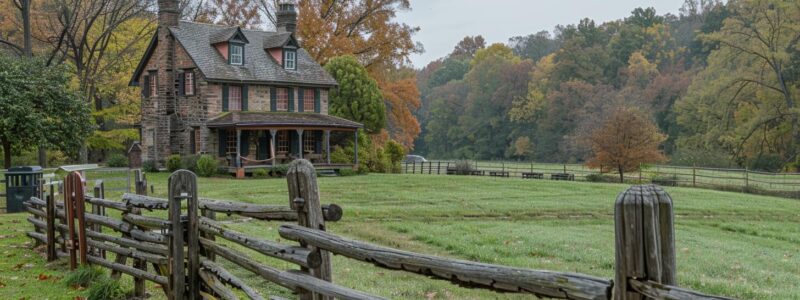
[86,277,126,300]
[337,168,358,176]
[271,164,289,177]
[105,153,128,168]
[252,168,269,178]
[166,154,183,172]
[196,155,218,177]
[64,266,104,288]
[585,173,617,183]
[142,160,158,172]
[181,155,201,172]
[748,154,784,172]
[453,160,474,175]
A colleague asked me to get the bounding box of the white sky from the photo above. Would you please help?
[396,0,687,67]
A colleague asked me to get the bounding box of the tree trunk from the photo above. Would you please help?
[22,0,44,167]
[618,166,624,183]
[2,138,12,169]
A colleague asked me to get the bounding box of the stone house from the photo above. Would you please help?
[129,0,362,172]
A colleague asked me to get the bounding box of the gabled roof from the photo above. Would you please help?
[262,32,295,49]
[129,21,337,87]
[209,26,249,44]
[206,112,363,130]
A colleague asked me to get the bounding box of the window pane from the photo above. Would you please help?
[229,86,242,111]
[277,131,289,152]
[285,51,296,69]
[185,72,194,95]
[231,45,243,65]
[303,131,315,153]
[276,88,288,111]
[303,89,314,111]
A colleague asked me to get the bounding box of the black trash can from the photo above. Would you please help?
[4,166,43,213]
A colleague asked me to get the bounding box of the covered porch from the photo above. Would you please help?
[207,112,363,176]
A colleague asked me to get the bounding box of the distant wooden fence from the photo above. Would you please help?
[402,160,800,199]
[24,160,734,299]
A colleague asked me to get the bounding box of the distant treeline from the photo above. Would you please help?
[413,0,800,172]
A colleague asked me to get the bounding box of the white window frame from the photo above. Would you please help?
[184,71,194,96]
[284,50,296,70]
[230,44,243,65]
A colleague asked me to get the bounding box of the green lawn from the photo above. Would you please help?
[1,173,799,299]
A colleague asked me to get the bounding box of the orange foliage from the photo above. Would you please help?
[296,0,422,148]
[379,76,421,149]
[587,107,667,182]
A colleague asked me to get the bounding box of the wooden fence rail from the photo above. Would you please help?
[22,160,735,300]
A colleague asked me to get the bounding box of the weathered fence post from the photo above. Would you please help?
[287,159,333,300]
[437,161,441,174]
[45,187,57,261]
[64,172,87,270]
[168,170,200,300]
[692,166,696,187]
[92,180,106,258]
[134,169,148,195]
[613,185,676,299]
[412,161,415,174]
[744,168,749,191]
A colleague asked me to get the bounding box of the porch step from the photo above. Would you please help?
[318,169,338,177]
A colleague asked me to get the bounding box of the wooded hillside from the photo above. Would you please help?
[414,0,800,171]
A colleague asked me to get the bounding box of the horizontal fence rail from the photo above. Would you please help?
[21,160,737,299]
[402,160,800,198]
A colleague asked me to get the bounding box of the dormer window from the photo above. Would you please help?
[230,44,244,65]
[284,49,296,70]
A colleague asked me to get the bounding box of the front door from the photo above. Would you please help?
[257,131,269,160]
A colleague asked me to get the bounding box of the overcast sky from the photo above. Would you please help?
[396,0,687,67]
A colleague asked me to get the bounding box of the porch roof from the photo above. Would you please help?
[206,112,363,130]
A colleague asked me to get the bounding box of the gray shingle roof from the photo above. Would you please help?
[206,112,363,129]
[171,21,337,87]
[262,32,293,49]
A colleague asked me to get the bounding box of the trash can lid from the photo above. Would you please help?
[6,166,43,174]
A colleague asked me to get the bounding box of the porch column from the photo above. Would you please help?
[325,130,331,164]
[296,129,304,159]
[354,130,359,167]
[235,129,242,168]
[270,129,277,167]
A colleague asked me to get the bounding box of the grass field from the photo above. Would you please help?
[1,173,799,299]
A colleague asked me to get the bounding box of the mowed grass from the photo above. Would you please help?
[1,173,799,299]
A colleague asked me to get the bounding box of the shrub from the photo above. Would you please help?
[64,266,104,288]
[195,155,218,177]
[181,155,201,172]
[106,153,128,168]
[337,168,358,176]
[585,173,618,183]
[166,155,183,172]
[453,160,474,175]
[748,154,784,172]
[271,164,289,177]
[86,277,126,300]
[141,160,158,172]
[384,140,405,164]
[252,168,268,178]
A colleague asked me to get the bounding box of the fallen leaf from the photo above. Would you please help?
[425,291,437,300]
[38,273,51,281]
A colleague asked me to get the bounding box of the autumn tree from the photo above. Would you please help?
[324,55,386,133]
[587,107,667,182]
[378,68,421,149]
[0,56,93,168]
[676,0,800,166]
[184,0,262,28]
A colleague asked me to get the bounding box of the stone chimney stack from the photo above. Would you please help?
[158,0,180,27]
[276,1,298,33]
[155,0,181,162]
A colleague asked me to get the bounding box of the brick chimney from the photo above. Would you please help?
[276,1,297,33]
[156,0,180,162]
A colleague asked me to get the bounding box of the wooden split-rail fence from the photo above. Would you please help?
[23,159,734,300]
